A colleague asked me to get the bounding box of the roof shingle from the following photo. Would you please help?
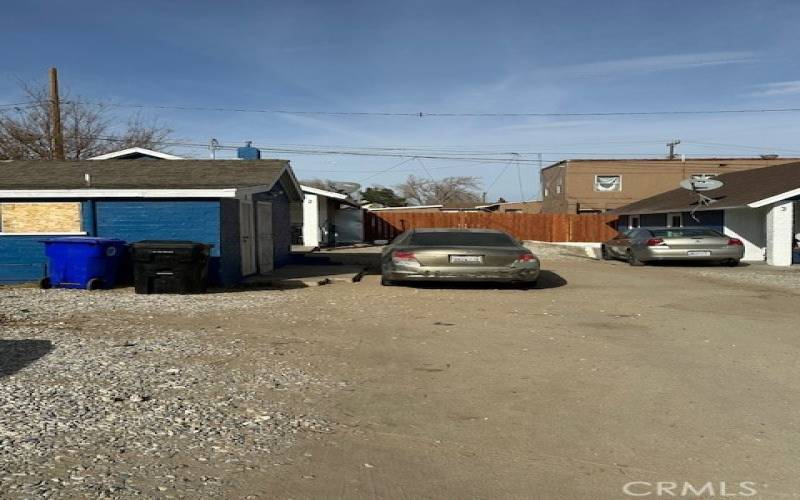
[613,161,800,214]
[0,160,290,190]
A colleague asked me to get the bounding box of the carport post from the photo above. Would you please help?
[766,200,794,266]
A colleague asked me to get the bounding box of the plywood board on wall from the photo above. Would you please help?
[0,202,82,233]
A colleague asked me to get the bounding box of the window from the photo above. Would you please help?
[594,175,622,192]
[630,215,641,228]
[409,231,516,247]
[650,228,723,238]
[0,202,83,234]
[667,213,683,228]
[544,187,550,197]
[556,184,562,194]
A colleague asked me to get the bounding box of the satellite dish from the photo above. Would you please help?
[330,181,361,194]
[680,177,723,222]
[679,178,724,192]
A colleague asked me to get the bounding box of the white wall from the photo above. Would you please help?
[724,207,767,262]
[766,201,795,266]
[302,194,320,247]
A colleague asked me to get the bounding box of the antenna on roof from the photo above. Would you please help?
[679,176,724,221]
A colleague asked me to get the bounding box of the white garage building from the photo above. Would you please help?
[291,185,363,248]
[615,163,800,266]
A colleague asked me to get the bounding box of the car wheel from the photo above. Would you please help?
[38,277,52,290]
[725,259,740,267]
[627,249,645,266]
[601,245,611,260]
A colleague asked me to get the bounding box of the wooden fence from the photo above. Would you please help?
[364,211,618,243]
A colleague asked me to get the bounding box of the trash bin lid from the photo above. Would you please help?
[131,240,213,249]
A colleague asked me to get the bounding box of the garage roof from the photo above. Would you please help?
[614,162,800,215]
[0,160,303,200]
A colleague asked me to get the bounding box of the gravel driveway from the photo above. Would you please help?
[1,288,334,498]
[2,250,799,499]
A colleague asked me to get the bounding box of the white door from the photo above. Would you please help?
[240,200,257,276]
[256,201,274,274]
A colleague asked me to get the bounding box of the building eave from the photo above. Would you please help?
[614,204,746,215]
[0,188,238,199]
[747,187,800,208]
[300,185,349,200]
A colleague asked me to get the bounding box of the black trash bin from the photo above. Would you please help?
[131,241,212,294]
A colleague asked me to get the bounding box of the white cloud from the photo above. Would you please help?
[555,51,757,78]
[750,80,800,97]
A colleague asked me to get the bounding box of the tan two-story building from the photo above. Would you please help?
[540,157,800,213]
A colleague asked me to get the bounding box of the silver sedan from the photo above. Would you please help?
[602,227,744,266]
[380,228,541,287]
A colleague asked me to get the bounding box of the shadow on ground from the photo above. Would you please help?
[390,270,567,290]
[0,339,53,377]
[601,259,752,268]
[645,261,752,268]
[299,248,383,270]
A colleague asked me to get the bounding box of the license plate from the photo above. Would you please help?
[687,251,711,257]
[450,255,483,264]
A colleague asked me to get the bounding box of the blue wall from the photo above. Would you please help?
[0,236,48,283]
[94,200,225,283]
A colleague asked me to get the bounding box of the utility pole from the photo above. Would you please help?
[49,67,65,160]
[667,139,681,160]
[209,138,220,159]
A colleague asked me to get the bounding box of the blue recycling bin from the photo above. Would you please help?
[41,237,128,290]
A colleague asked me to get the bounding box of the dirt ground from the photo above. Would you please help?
[4,253,800,499]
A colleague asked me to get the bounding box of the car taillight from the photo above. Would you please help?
[646,238,665,247]
[728,238,744,246]
[517,253,536,262]
[392,250,420,266]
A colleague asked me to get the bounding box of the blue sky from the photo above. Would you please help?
[2,0,800,201]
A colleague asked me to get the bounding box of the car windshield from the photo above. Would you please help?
[409,231,516,247]
[649,228,723,238]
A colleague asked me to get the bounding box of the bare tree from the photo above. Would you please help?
[396,175,482,206]
[0,81,172,160]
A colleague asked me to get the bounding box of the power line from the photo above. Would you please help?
[485,160,513,193]
[11,134,800,170]
[70,100,800,118]
[358,157,416,183]
[0,101,39,108]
